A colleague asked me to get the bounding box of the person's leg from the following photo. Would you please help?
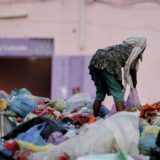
[101,71,124,111]
[115,101,124,111]
[93,99,103,117]
[93,79,107,116]
[89,68,107,117]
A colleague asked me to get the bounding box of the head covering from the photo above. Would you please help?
[123,35,147,90]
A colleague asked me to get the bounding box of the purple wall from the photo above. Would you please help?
[0,38,96,100]
[52,56,96,100]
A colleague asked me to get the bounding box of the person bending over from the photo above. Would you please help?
[89,35,147,117]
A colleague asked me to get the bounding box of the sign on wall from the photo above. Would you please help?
[0,38,54,56]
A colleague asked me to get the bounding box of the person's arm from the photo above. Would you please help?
[130,58,139,88]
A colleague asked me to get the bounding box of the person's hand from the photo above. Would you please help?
[133,80,137,88]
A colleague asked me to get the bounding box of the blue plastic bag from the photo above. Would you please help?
[16,122,47,146]
[10,88,32,97]
[9,96,38,117]
[139,134,157,152]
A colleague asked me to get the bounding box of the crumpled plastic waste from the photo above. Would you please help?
[9,96,38,117]
[0,99,7,110]
[3,140,20,153]
[15,122,47,146]
[29,112,140,160]
[139,134,157,153]
[10,88,32,97]
[141,125,160,137]
[47,131,69,145]
[16,140,52,152]
[49,100,68,112]
[77,151,134,160]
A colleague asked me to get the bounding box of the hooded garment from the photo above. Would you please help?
[123,35,147,90]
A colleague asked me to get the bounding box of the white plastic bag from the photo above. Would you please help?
[110,88,141,115]
[77,151,134,160]
[125,88,141,108]
[67,93,92,103]
[29,112,140,160]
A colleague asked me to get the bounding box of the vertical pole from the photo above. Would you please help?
[79,0,85,50]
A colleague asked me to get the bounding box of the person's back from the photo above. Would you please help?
[89,44,133,82]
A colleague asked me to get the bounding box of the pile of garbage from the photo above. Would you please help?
[0,88,159,160]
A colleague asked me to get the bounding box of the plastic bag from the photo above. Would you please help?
[10,88,32,97]
[53,100,68,112]
[139,134,157,153]
[16,140,52,152]
[63,93,93,114]
[141,125,160,137]
[16,122,47,146]
[110,88,141,115]
[125,88,141,108]
[0,100,7,110]
[47,131,69,145]
[9,96,38,117]
[3,116,67,141]
[0,90,10,105]
[67,93,92,104]
[29,112,140,160]
[0,90,10,99]
[77,151,134,160]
